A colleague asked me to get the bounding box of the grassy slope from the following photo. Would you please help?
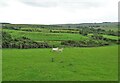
[103,35,119,40]
[2,46,118,81]
[3,29,88,41]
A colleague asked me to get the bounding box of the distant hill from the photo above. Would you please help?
[57,22,118,28]
[1,22,118,31]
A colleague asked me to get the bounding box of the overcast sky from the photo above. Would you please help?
[0,0,119,24]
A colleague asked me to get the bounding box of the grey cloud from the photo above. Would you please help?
[19,0,105,8]
[20,0,59,7]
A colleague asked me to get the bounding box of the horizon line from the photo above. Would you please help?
[0,21,118,25]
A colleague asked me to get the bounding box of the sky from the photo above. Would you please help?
[0,0,119,24]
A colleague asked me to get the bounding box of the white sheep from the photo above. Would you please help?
[52,47,64,52]
[52,47,59,52]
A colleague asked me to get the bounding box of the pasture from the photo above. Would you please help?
[2,23,119,81]
[2,45,118,81]
[3,29,88,41]
[103,35,119,40]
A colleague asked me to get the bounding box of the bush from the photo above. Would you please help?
[2,32,50,49]
[61,40,109,47]
[2,32,13,48]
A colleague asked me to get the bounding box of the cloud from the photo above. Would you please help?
[19,0,59,7]
[0,0,119,24]
[19,0,105,9]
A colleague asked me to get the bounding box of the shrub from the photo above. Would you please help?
[2,32,50,49]
[61,40,109,47]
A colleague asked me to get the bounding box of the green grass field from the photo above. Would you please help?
[96,27,118,31]
[103,35,119,40]
[3,29,88,41]
[2,45,118,81]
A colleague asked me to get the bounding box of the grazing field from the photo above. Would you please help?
[3,29,88,41]
[2,45,118,81]
[2,23,119,81]
[95,27,118,31]
[103,35,119,40]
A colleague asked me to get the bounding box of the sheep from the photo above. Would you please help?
[52,47,59,52]
[52,47,64,52]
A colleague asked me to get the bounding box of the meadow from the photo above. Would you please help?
[2,23,119,81]
[2,45,118,81]
[103,35,119,40]
[3,29,88,41]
